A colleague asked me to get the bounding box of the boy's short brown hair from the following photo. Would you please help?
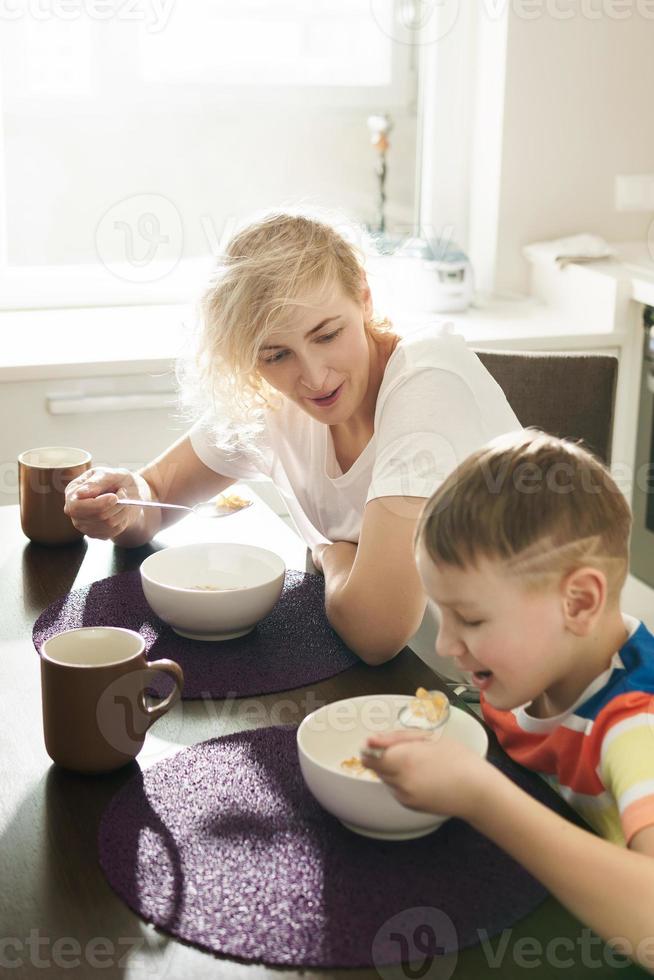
[416,430,632,597]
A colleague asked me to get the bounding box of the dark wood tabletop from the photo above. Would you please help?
[0,499,644,979]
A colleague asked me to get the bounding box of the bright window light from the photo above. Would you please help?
[140,0,393,88]
[0,0,415,309]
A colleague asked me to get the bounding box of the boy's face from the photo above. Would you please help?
[416,543,570,711]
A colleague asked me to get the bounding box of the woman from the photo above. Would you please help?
[65,212,520,668]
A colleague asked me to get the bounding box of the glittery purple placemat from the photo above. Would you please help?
[97,726,564,969]
[33,570,357,700]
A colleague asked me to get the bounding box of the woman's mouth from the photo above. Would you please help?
[308,383,343,408]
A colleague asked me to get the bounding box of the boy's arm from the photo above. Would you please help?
[472,763,654,971]
[364,733,654,972]
[633,825,654,855]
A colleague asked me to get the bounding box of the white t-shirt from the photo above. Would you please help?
[190,326,521,548]
[191,325,521,679]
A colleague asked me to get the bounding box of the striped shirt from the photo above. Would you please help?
[482,615,654,846]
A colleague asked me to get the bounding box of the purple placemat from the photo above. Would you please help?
[98,726,566,969]
[33,569,358,700]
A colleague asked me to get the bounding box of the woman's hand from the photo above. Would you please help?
[64,467,149,541]
[362,729,494,822]
[64,434,236,548]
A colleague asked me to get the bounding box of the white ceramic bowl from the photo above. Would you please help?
[140,543,285,641]
[297,693,488,840]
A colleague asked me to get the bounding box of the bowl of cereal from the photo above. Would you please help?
[140,542,285,640]
[297,692,488,840]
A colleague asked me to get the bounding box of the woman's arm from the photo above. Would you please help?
[320,357,506,665]
[364,733,654,972]
[64,432,234,547]
[316,495,427,665]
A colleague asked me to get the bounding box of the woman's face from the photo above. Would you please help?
[256,279,374,425]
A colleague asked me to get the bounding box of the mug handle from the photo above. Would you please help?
[142,658,184,725]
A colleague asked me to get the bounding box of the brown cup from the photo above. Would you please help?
[18,446,92,545]
[39,627,184,774]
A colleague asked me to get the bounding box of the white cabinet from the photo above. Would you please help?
[0,368,291,519]
[0,370,187,506]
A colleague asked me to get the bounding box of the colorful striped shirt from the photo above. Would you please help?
[482,615,654,846]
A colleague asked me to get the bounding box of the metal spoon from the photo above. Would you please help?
[397,691,451,734]
[363,692,451,760]
[117,497,253,519]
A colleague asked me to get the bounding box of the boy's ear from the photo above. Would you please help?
[561,566,607,635]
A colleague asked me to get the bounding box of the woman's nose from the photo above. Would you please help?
[299,355,329,392]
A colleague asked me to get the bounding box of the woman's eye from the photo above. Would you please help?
[261,326,342,363]
[262,350,288,365]
[317,328,343,344]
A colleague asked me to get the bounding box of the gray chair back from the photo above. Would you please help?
[475,350,618,464]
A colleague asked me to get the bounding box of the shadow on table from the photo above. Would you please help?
[92,766,185,935]
[16,730,645,980]
[0,761,182,978]
[20,540,88,621]
[23,539,157,624]
[238,727,646,980]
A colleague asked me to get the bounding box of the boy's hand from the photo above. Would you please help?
[362,730,493,821]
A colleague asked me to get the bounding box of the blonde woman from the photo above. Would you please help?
[65,213,520,667]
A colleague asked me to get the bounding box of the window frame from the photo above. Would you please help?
[0,1,417,311]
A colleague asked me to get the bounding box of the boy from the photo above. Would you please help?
[363,431,654,970]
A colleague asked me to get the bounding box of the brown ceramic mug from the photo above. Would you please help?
[18,446,92,545]
[40,627,184,774]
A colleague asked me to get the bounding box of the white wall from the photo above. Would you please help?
[495,5,654,295]
[417,3,477,247]
[425,3,654,296]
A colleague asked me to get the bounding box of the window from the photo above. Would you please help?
[0,0,417,310]
[140,0,396,90]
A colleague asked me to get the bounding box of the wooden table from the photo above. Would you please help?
[0,497,644,979]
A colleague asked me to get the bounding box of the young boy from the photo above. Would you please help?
[363,430,654,970]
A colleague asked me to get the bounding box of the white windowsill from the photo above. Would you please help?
[0,291,626,384]
[5,241,653,383]
[0,303,195,381]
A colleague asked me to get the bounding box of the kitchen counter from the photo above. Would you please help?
[1,246,649,475]
[3,240,653,383]
[0,293,629,384]
[573,242,654,308]
[3,241,653,383]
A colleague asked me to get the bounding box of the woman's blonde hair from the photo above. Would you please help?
[416,430,632,599]
[179,209,391,455]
